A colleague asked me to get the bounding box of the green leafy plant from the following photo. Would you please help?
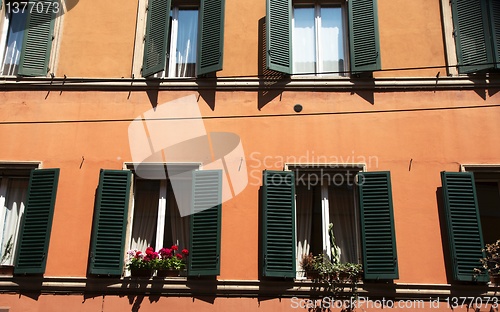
[155,245,189,270]
[474,239,500,278]
[126,247,158,270]
[0,236,14,265]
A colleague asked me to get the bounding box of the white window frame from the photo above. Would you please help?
[285,163,365,277]
[0,0,65,77]
[291,1,349,77]
[440,0,459,76]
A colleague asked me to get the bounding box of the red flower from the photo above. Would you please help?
[145,246,154,255]
[171,245,179,251]
[159,248,172,258]
[182,249,189,255]
[176,254,183,260]
[135,251,142,259]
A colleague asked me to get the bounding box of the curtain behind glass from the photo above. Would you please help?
[0,178,28,265]
[2,10,28,76]
[293,7,316,74]
[166,179,190,250]
[175,9,198,77]
[131,180,160,251]
[328,185,358,263]
[319,7,343,75]
[295,185,313,277]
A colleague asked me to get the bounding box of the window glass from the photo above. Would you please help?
[476,181,500,245]
[319,7,343,74]
[1,8,28,76]
[293,7,315,74]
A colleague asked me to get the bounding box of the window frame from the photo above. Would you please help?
[291,1,349,77]
[0,0,63,77]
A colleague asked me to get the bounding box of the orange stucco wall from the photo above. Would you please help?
[1,89,499,283]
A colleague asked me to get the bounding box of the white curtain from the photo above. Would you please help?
[168,179,190,250]
[175,9,198,77]
[293,7,316,74]
[295,185,313,276]
[130,180,159,252]
[1,10,27,76]
[329,185,358,263]
[0,178,28,265]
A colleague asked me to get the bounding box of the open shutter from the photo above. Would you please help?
[89,170,131,276]
[262,170,296,278]
[188,170,222,276]
[451,0,493,73]
[359,171,398,280]
[441,172,489,282]
[142,0,171,77]
[17,0,56,77]
[348,0,381,73]
[488,0,500,70]
[14,169,59,275]
[266,0,292,74]
[197,0,225,76]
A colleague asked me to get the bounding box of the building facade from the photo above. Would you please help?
[0,0,499,311]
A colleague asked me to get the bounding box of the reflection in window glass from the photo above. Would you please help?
[166,8,198,78]
[320,7,343,74]
[1,10,28,76]
[293,7,315,74]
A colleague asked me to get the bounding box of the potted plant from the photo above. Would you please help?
[155,245,189,277]
[126,247,157,278]
[475,239,500,285]
[0,236,14,276]
[301,253,319,279]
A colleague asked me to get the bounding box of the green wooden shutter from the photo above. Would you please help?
[89,170,131,276]
[197,0,225,76]
[441,172,489,282]
[451,0,493,73]
[14,169,59,275]
[488,0,500,70]
[359,171,398,280]
[142,0,171,77]
[348,0,381,73]
[262,170,296,278]
[266,0,292,74]
[188,170,222,276]
[17,0,56,77]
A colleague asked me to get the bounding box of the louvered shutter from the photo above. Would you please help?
[188,170,222,276]
[17,0,56,77]
[262,170,296,278]
[89,170,131,276]
[266,0,292,74]
[142,0,171,77]
[441,172,489,282]
[348,0,381,74]
[359,171,398,280]
[14,169,59,275]
[488,0,500,70]
[197,0,225,76]
[451,0,493,73]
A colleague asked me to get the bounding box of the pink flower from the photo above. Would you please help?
[145,246,154,255]
[182,249,189,256]
[176,254,183,260]
[159,248,172,258]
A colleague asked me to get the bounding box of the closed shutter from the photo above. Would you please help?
[197,0,225,76]
[17,0,56,77]
[441,172,489,282]
[359,171,398,280]
[188,170,222,276]
[262,170,296,278]
[451,0,493,73]
[142,0,171,77]
[266,0,292,74]
[89,170,131,276]
[348,0,381,73]
[14,169,59,275]
[488,0,500,70]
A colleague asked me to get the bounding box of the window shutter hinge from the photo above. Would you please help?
[52,35,55,41]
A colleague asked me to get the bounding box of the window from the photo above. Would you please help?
[88,167,223,277]
[440,169,500,283]
[291,166,361,277]
[0,164,59,275]
[450,0,500,74]
[266,0,380,75]
[292,4,346,75]
[261,168,398,280]
[0,0,60,76]
[139,0,225,78]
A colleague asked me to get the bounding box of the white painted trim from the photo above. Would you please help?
[440,0,458,76]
